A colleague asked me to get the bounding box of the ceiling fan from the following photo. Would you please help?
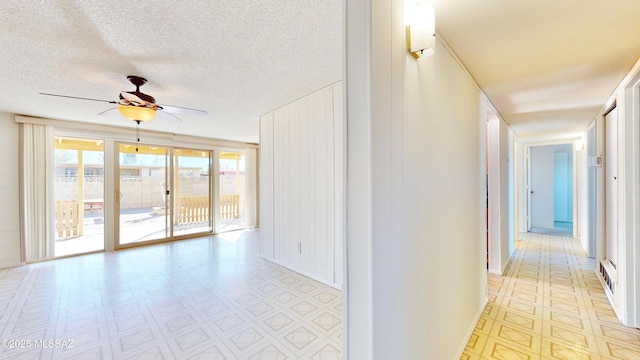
[41,75,207,150]
[40,75,207,124]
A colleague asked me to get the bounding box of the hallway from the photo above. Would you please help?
[463,233,640,359]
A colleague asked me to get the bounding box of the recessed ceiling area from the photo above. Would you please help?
[1,1,639,143]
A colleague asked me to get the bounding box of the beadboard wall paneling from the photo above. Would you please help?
[260,83,343,288]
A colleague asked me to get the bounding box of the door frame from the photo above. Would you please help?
[52,135,107,257]
[604,106,619,269]
[114,141,216,249]
[522,140,581,237]
[20,117,257,258]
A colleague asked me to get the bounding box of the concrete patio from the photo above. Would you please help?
[55,208,245,257]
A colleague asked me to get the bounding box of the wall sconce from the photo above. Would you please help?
[407,2,435,58]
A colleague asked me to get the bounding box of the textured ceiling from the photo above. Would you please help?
[0,1,342,144]
[1,1,639,143]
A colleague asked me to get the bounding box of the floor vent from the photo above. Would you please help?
[599,262,615,294]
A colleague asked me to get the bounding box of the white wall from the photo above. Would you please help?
[612,63,640,327]
[487,115,513,274]
[259,113,274,259]
[508,129,515,254]
[586,57,640,328]
[346,1,487,358]
[517,142,527,233]
[259,83,343,288]
[578,130,590,254]
[0,113,22,268]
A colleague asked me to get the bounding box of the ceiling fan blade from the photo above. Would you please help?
[159,104,207,115]
[40,93,116,104]
[156,110,182,123]
[97,107,118,116]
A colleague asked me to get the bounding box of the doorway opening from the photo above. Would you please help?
[528,144,574,236]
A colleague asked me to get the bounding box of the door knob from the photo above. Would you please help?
[530,191,534,194]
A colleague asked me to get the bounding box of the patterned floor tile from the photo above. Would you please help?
[290,300,319,317]
[263,312,295,332]
[246,301,276,318]
[230,326,265,351]
[312,312,342,332]
[316,343,343,358]
[248,344,291,360]
[464,232,640,360]
[284,326,319,350]
[214,313,247,333]
[481,337,534,360]
[540,338,593,360]
[0,230,342,359]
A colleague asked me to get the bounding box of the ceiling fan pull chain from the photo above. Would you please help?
[135,120,141,152]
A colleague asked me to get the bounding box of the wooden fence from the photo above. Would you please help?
[176,194,239,225]
[56,200,79,238]
[56,195,239,233]
[220,194,240,220]
[177,195,209,224]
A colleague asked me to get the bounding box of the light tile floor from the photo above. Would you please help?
[0,229,343,359]
[463,232,640,360]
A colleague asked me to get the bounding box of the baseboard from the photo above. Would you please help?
[259,255,342,290]
[488,256,512,276]
[0,260,24,269]
[454,295,488,359]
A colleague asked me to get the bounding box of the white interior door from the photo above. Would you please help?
[530,145,555,229]
[605,108,618,267]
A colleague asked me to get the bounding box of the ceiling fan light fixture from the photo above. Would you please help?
[118,104,157,122]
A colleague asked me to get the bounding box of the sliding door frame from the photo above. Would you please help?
[114,142,216,249]
[16,115,257,257]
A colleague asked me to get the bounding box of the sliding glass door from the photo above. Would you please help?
[219,151,247,232]
[174,148,213,236]
[43,131,253,258]
[53,137,105,256]
[116,143,213,247]
[118,144,170,245]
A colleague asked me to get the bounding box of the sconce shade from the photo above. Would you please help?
[408,3,435,58]
[118,104,157,122]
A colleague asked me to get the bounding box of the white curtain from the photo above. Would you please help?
[244,148,258,227]
[20,123,55,262]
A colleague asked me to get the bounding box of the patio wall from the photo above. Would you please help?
[54,175,246,212]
